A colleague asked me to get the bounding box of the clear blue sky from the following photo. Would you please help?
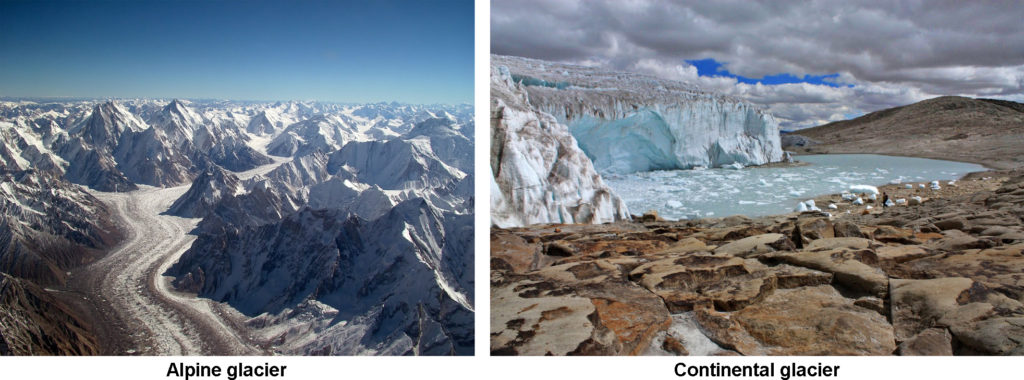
[0,0,474,104]
[687,59,850,88]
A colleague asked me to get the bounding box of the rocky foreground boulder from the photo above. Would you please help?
[491,172,1024,355]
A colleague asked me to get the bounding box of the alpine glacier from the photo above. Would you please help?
[0,98,473,355]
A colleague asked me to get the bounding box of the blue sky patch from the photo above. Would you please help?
[686,58,852,88]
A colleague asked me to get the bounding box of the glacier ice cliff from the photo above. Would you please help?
[494,55,783,174]
[491,64,630,227]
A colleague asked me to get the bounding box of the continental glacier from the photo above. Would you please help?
[493,55,783,174]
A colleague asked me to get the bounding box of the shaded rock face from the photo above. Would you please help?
[0,273,99,355]
[492,172,1024,355]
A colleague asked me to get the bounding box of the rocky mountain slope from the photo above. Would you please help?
[789,96,1024,169]
[0,168,119,355]
[492,171,1024,355]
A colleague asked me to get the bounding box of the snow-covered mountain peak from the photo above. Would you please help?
[75,101,148,149]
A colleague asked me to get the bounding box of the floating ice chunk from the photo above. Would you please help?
[723,162,745,170]
[852,198,864,205]
[828,203,838,210]
[889,178,902,184]
[666,200,683,208]
[789,190,804,197]
[919,183,926,188]
[904,184,913,189]
[930,180,941,190]
[841,193,858,201]
[795,199,821,212]
[849,184,879,195]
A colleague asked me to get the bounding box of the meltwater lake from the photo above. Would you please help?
[603,154,988,220]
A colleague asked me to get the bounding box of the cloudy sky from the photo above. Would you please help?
[492,0,1024,129]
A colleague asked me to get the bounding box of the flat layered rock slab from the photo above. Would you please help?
[889,277,977,342]
[897,328,954,356]
[805,237,877,251]
[951,317,1024,355]
[696,286,896,355]
[770,249,888,297]
[895,244,1024,301]
[629,254,831,312]
[713,233,794,257]
[491,260,671,355]
[491,283,598,355]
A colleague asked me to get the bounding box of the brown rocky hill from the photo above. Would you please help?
[789,96,1024,169]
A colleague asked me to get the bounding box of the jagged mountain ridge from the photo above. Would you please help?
[0,99,472,191]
